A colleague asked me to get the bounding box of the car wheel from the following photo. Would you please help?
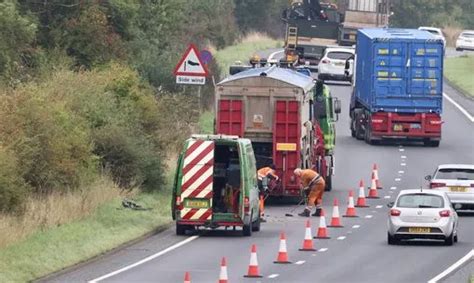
[243,212,253,236]
[454,233,458,243]
[444,231,454,246]
[387,233,398,245]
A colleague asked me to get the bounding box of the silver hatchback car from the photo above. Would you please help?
[387,189,458,245]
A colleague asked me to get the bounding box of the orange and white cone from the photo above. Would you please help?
[343,190,359,217]
[373,164,383,189]
[184,271,191,283]
[299,220,316,251]
[219,257,228,283]
[367,172,380,199]
[244,244,263,278]
[356,180,369,207]
[274,232,292,264]
[314,208,330,239]
[328,198,344,227]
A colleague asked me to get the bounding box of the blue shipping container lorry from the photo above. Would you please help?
[350,28,444,146]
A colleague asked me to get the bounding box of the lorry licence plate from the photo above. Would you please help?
[393,124,403,131]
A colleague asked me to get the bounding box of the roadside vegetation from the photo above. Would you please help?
[444,55,474,97]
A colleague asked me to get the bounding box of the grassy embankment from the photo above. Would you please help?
[444,55,474,97]
[0,33,280,283]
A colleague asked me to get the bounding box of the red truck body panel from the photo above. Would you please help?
[370,112,442,138]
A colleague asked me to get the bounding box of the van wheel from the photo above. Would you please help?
[252,212,261,232]
[243,213,253,236]
[176,223,189,236]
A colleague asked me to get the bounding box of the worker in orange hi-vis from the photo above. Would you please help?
[294,168,326,217]
[257,164,279,221]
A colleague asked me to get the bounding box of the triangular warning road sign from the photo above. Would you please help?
[173,44,209,77]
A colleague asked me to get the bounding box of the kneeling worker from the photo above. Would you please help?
[294,168,325,217]
[257,164,279,220]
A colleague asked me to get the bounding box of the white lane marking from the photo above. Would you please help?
[318,248,329,252]
[399,148,405,152]
[443,92,474,123]
[398,170,405,174]
[88,236,199,282]
[268,49,284,61]
[401,155,407,159]
[337,236,346,240]
[395,178,401,182]
[268,274,280,279]
[390,186,397,190]
[428,249,474,283]
[401,163,407,166]
[352,225,361,229]
[365,215,373,219]
[389,191,394,194]
[376,205,383,209]
[384,196,391,199]
[295,260,306,265]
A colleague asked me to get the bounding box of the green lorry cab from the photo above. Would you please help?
[171,135,261,236]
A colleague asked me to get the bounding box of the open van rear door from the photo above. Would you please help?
[179,139,215,222]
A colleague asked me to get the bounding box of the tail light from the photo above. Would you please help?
[439,210,450,217]
[176,196,181,206]
[371,119,384,124]
[470,183,474,187]
[390,209,401,216]
[321,59,330,64]
[429,120,443,125]
[430,182,446,188]
[244,197,250,213]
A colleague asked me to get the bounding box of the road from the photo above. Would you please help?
[45,69,474,282]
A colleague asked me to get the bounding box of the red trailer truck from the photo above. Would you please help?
[215,66,340,196]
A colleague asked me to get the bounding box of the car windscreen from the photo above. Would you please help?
[435,168,474,180]
[327,52,353,60]
[397,194,444,208]
[461,32,474,38]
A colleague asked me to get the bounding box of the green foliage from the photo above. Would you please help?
[0,147,30,213]
[444,55,474,97]
[390,0,474,29]
[234,0,287,37]
[0,0,37,80]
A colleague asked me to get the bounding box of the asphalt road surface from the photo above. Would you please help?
[45,74,474,282]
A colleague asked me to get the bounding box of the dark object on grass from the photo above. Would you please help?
[121,199,152,211]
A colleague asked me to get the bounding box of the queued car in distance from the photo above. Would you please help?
[418,26,446,51]
[456,30,474,51]
[317,47,355,82]
[387,189,459,245]
[426,164,474,211]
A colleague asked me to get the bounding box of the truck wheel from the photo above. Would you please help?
[252,211,261,232]
[353,110,364,140]
[325,175,332,191]
[424,139,440,147]
[243,212,253,236]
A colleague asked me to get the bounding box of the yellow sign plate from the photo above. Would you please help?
[409,227,431,233]
[184,198,210,209]
[276,143,297,151]
[450,186,468,192]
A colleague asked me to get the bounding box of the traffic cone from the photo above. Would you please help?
[373,164,383,189]
[274,232,292,264]
[367,172,380,199]
[328,198,344,227]
[356,180,369,207]
[343,190,359,217]
[299,220,316,251]
[219,257,228,283]
[243,244,263,278]
[314,208,331,239]
[184,272,191,283]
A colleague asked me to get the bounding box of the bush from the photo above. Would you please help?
[0,147,30,213]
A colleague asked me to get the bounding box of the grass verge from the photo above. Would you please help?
[444,55,474,97]
[198,111,214,134]
[214,32,281,77]
[0,177,173,283]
